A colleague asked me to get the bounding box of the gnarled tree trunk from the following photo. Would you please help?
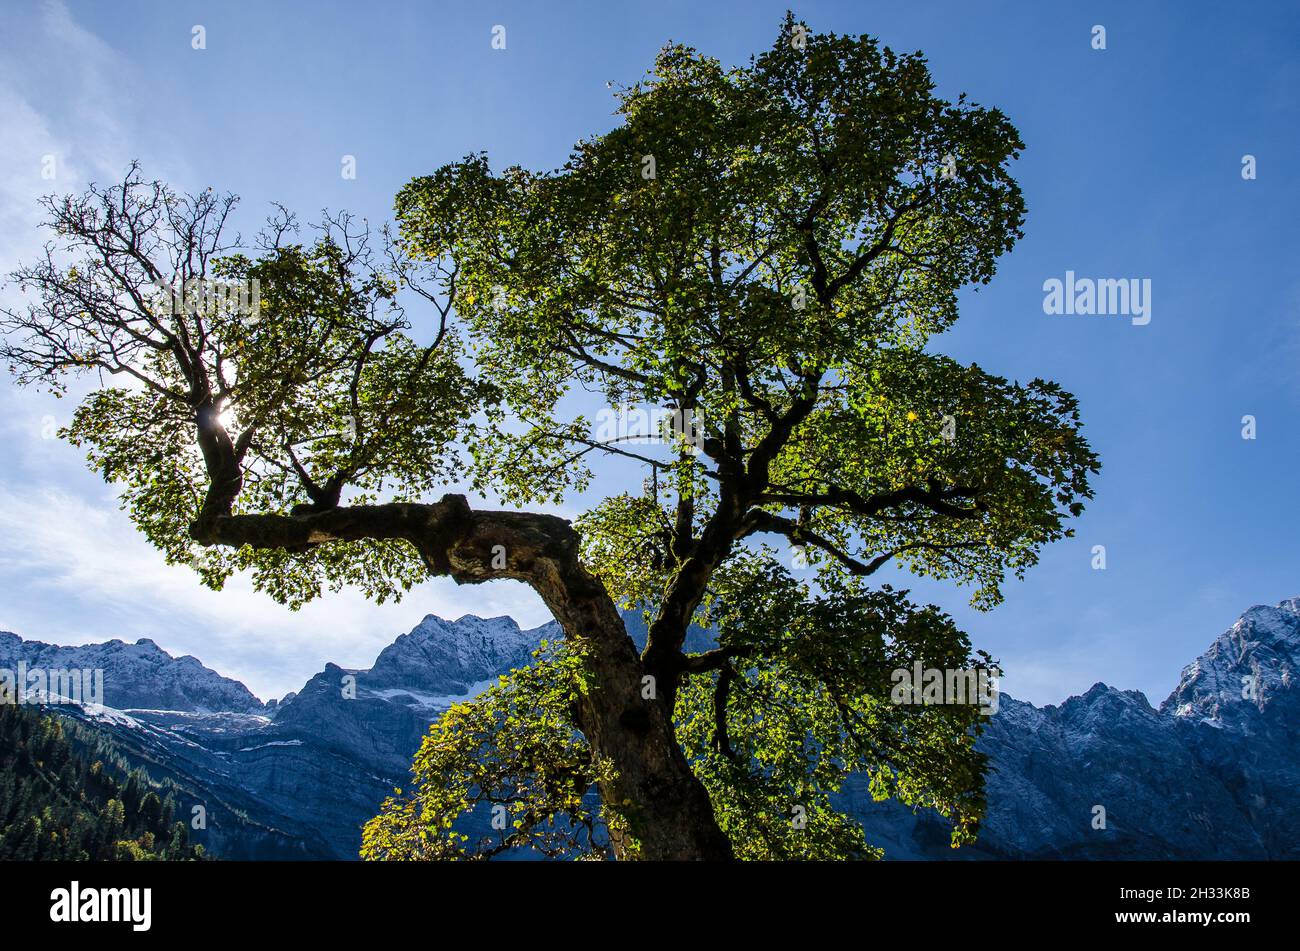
[192,493,733,860]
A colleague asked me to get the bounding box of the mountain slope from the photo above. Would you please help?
[848,599,1300,859]
[0,701,203,860]
[7,599,1299,860]
[13,614,555,859]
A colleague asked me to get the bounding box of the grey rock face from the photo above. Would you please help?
[365,614,553,695]
[850,599,1300,859]
[0,632,263,713]
[268,615,559,779]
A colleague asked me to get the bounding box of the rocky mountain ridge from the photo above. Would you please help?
[0,632,263,714]
[5,600,1297,860]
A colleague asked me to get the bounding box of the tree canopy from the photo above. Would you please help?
[2,17,1097,860]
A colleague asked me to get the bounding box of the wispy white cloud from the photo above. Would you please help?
[0,1,197,273]
[0,483,550,702]
[2,4,126,262]
[0,4,556,703]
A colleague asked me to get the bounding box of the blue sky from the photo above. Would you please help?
[1,0,1297,706]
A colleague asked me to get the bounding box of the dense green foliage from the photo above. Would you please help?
[0,703,203,861]
[362,19,1095,860]
[362,642,625,859]
[2,17,1098,860]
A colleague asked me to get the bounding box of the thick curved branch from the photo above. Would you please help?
[760,482,986,521]
[738,510,878,575]
[188,491,732,860]
[738,508,985,577]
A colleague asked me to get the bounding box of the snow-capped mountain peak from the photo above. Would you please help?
[0,630,263,713]
[1160,597,1300,726]
[364,614,556,695]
